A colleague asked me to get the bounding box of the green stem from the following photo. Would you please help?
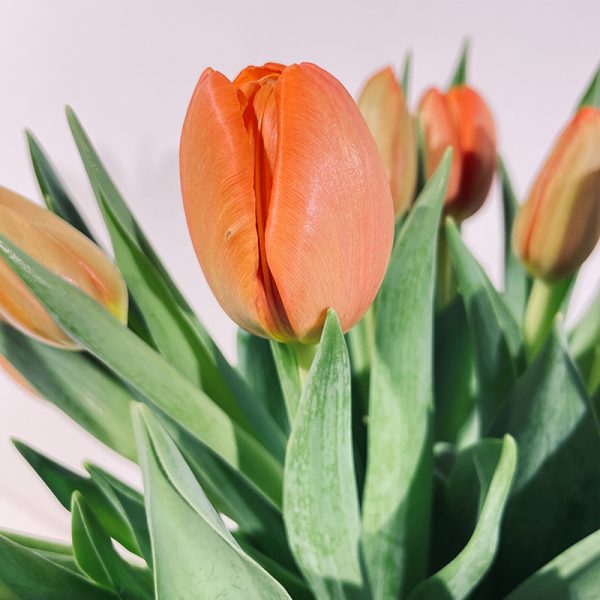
[588,346,600,396]
[293,343,317,389]
[346,306,375,415]
[436,225,456,310]
[523,277,571,361]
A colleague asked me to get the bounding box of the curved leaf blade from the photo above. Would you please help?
[361,151,450,598]
[284,310,364,599]
[133,404,291,599]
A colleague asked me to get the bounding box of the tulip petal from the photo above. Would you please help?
[266,63,394,342]
[180,69,274,337]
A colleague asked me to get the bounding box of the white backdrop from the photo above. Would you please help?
[1,0,599,541]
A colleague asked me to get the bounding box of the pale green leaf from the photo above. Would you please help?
[361,151,450,598]
[284,310,364,599]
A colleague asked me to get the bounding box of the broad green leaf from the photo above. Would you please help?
[14,441,146,560]
[0,323,136,460]
[570,287,600,392]
[448,40,469,88]
[361,151,450,598]
[271,340,302,424]
[237,539,312,600]
[434,296,476,446]
[488,328,600,594]
[66,107,285,460]
[164,422,297,572]
[237,329,289,434]
[284,310,364,599]
[0,236,283,505]
[0,532,78,573]
[498,159,531,321]
[506,528,600,599]
[27,131,96,240]
[577,65,600,110]
[133,404,291,599]
[0,533,115,599]
[410,436,517,600]
[71,493,152,598]
[446,220,524,433]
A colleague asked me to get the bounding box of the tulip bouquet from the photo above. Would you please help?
[0,47,599,600]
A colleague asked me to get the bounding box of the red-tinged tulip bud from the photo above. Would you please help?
[418,85,497,220]
[513,107,600,280]
[358,67,417,219]
[180,62,394,343]
[0,187,128,348]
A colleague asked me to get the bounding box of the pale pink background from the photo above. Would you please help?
[1,0,598,540]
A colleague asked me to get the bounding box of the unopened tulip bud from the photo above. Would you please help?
[513,107,600,280]
[358,67,417,218]
[418,85,497,220]
[180,62,394,343]
[0,187,128,348]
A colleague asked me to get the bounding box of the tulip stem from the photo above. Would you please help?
[294,343,318,389]
[523,277,572,361]
[436,226,456,310]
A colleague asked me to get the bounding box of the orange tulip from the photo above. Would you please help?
[180,62,394,343]
[358,67,417,218]
[513,107,600,280]
[0,187,128,348]
[418,85,497,220]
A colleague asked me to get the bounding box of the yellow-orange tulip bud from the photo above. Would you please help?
[0,187,128,348]
[358,67,417,219]
[513,107,600,280]
[418,85,497,221]
[180,62,394,343]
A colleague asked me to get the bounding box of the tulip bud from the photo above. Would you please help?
[418,85,497,220]
[180,62,394,343]
[358,67,417,218]
[0,187,128,348]
[513,107,600,280]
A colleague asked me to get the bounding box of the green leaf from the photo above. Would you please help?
[27,131,96,240]
[0,323,136,460]
[488,328,600,594]
[133,404,291,599]
[401,51,412,95]
[0,533,115,599]
[361,151,450,598]
[284,310,364,599]
[0,532,79,573]
[66,106,285,461]
[434,296,476,446]
[498,158,531,321]
[270,340,302,424]
[13,441,148,561]
[577,64,600,110]
[0,236,283,506]
[505,528,600,599]
[446,220,524,433]
[570,287,600,393]
[237,329,289,434]
[71,492,153,598]
[410,436,517,600]
[237,539,313,600]
[448,40,469,88]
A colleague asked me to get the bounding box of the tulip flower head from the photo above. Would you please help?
[358,67,417,219]
[180,62,394,343]
[513,107,600,280]
[418,85,497,220]
[0,187,128,348]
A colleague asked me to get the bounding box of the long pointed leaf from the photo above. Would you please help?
[410,436,517,600]
[133,404,291,599]
[0,236,283,506]
[284,310,364,599]
[361,151,450,598]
